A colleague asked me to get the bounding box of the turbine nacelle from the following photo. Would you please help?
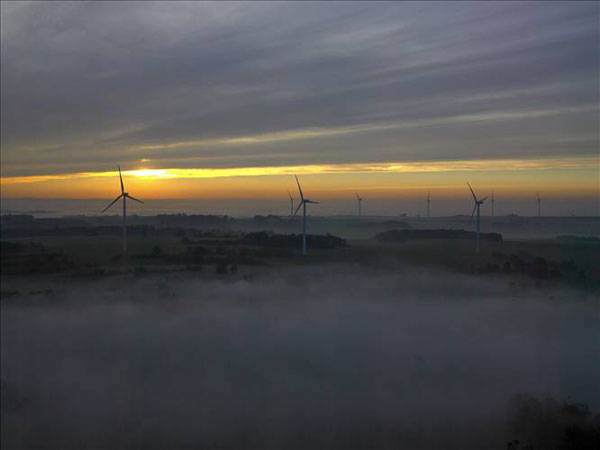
[292,175,319,215]
[467,182,487,204]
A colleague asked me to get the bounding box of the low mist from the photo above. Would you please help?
[2,267,599,449]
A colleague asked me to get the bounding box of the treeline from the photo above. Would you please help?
[458,251,598,290]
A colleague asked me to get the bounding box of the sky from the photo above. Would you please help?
[0,1,598,215]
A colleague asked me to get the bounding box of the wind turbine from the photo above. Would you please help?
[293,175,318,256]
[102,165,144,254]
[536,192,541,217]
[427,191,431,217]
[287,191,295,216]
[467,182,487,254]
[491,192,495,217]
[355,192,363,217]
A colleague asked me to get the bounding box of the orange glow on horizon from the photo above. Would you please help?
[1,156,598,199]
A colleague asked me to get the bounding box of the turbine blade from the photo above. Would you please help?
[127,194,144,204]
[467,182,477,203]
[355,192,360,199]
[287,190,293,200]
[118,165,124,194]
[469,203,477,223]
[293,202,303,217]
[102,194,123,213]
[479,197,488,203]
[295,175,304,201]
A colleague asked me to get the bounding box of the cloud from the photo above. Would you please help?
[1,1,598,176]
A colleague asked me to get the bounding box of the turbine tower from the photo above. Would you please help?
[467,182,488,254]
[427,191,431,217]
[355,192,363,217]
[491,192,495,217]
[536,192,541,217]
[293,175,318,256]
[102,165,144,254]
[287,190,295,216]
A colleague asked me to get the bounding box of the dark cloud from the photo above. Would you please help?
[1,1,598,176]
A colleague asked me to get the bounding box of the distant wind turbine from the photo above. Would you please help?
[102,165,144,254]
[355,192,363,217]
[287,190,295,216]
[536,192,541,217]
[427,191,431,217]
[468,182,488,254]
[491,192,495,217]
[293,175,318,256]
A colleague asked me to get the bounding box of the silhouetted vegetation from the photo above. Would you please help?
[508,394,600,449]
[1,216,598,291]
[488,251,598,289]
[0,241,74,275]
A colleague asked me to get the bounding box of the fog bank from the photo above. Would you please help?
[2,267,599,449]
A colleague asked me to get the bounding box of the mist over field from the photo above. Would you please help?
[2,266,598,449]
[2,1,599,448]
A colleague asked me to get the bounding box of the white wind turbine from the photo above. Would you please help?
[287,190,295,216]
[355,192,363,217]
[293,175,318,256]
[468,182,488,254]
[102,165,144,254]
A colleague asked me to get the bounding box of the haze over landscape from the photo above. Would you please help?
[1,2,599,449]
